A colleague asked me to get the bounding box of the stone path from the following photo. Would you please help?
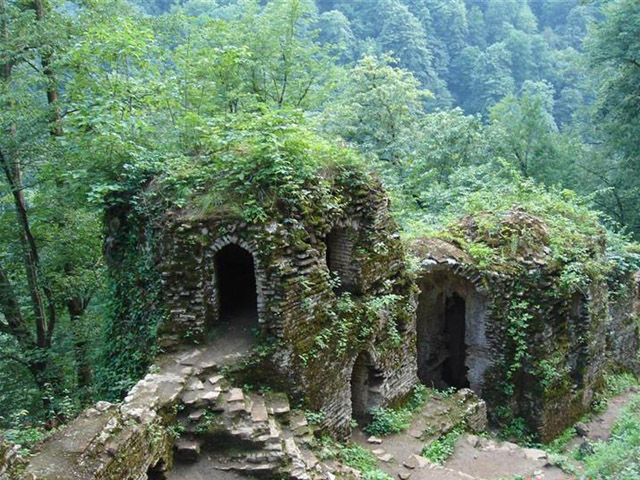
[567,387,639,452]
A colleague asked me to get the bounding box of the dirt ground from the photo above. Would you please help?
[350,389,639,480]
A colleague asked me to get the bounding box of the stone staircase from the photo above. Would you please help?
[162,348,358,480]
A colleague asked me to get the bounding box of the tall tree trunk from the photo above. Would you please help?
[67,296,94,393]
[0,151,55,348]
[1,0,58,418]
[33,0,62,136]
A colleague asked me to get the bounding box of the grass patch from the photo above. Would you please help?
[365,385,428,437]
[421,427,462,464]
[545,426,576,454]
[581,393,640,480]
[315,437,393,480]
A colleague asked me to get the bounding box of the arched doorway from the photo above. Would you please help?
[442,293,469,389]
[350,352,383,421]
[211,244,259,351]
[215,244,258,322]
[416,271,488,394]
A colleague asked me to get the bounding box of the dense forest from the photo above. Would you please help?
[1,0,640,468]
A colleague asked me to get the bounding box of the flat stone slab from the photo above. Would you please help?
[378,453,393,463]
[178,351,202,366]
[181,390,200,405]
[252,399,269,423]
[187,379,205,391]
[267,394,290,415]
[201,390,221,403]
[228,400,249,413]
[228,388,245,403]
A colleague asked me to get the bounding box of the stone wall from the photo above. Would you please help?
[606,270,640,374]
[10,366,182,480]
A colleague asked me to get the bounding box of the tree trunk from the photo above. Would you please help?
[67,296,94,393]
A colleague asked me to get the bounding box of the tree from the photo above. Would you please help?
[315,55,430,164]
[0,0,105,423]
[488,81,559,179]
[586,0,640,169]
[377,0,442,93]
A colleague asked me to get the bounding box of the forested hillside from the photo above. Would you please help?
[1,0,640,468]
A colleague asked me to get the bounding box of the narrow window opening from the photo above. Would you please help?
[326,228,358,294]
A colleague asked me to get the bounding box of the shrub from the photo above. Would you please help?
[365,407,412,436]
[364,385,429,436]
[421,428,461,464]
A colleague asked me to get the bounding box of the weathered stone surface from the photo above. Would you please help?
[227,388,244,403]
[106,167,418,438]
[403,454,429,470]
[251,398,269,423]
[411,230,632,442]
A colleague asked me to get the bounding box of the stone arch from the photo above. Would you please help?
[350,351,384,420]
[326,225,359,294]
[416,267,491,396]
[209,235,267,328]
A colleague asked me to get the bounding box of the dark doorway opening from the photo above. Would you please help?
[147,459,167,480]
[215,244,258,322]
[442,293,469,389]
[351,352,383,421]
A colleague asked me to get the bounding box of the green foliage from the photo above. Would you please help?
[365,407,412,437]
[2,0,640,451]
[545,426,576,455]
[315,436,392,480]
[498,417,534,446]
[365,385,428,436]
[421,428,462,464]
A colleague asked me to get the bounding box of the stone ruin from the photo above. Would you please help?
[411,212,640,442]
[2,166,639,479]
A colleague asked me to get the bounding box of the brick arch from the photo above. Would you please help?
[416,266,492,397]
[350,349,384,419]
[209,235,267,327]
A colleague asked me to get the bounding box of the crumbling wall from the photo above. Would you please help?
[12,368,181,480]
[411,214,614,442]
[107,168,417,437]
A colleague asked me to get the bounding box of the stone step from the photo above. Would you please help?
[175,438,202,463]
